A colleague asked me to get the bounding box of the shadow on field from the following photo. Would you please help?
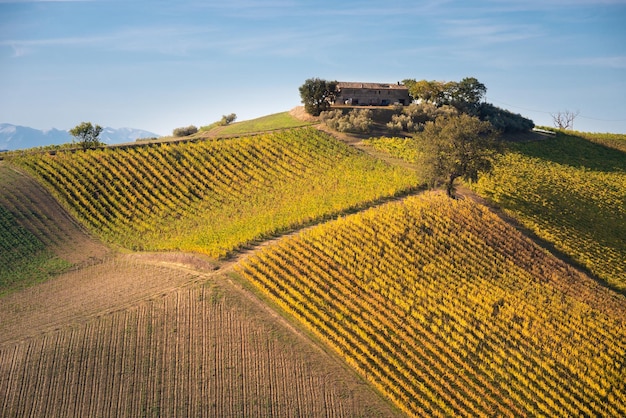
[511,133,626,172]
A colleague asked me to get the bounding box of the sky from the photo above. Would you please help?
[1,0,625,136]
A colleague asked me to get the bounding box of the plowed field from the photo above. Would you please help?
[1,277,398,417]
[0,161,400,417]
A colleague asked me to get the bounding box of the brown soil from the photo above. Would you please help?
[0,276,401,417]
[288,106,319,123]
[0,161,401,417]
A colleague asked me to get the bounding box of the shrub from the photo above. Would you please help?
[219,113,237,126]
[172,125,198,137]
[478,103,534,133]
[320,109,373,134]
[387,114,420,134]
[387,103,458,134]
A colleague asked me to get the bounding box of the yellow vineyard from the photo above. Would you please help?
[12,128,416,258]
[237,192,626,417]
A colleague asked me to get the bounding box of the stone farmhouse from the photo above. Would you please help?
[334,82,411,106]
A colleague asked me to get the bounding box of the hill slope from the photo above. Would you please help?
[238,192,626,417]
[10,128,417,258]
[472,133,626,290]
[0,151,401,417]
[0,261,400,417]
[2,123,626,417]
[365,132,626,291]
[0,162,109,294]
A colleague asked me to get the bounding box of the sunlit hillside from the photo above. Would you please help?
[238,192,626,417]
[366,131,626,291]
[11,128,417,258]
[2,124,625,417]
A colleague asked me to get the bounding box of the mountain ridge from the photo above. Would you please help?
[0,123,159,151]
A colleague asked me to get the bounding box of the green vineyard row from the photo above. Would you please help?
[236,193,626,417]
[0,206,70,293]
[9,128,416,258]
[364,134,626,290]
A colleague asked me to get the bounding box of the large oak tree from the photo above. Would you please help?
[417,114,500,198]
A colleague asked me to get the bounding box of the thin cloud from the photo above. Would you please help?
[0,1,92,3]
[555,55,626,69]
[442,19,544,44]
[481,0,626,11]
[1,25,219,57]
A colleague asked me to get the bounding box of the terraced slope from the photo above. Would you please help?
[238,192,626,417]
[10,128,416,258]
[473,134,626,290]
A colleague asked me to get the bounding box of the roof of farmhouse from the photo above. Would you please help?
[337,82,408,90]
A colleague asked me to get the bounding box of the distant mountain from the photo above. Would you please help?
[0,123,159,151]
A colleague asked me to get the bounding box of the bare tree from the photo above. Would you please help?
[551,109,580,130]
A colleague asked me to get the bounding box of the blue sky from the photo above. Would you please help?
[1,0,625,135]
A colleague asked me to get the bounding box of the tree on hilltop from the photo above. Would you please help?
[448,77,486,115]
[417,114,500,198]
[299,78,338,116]
[220,113,237,126]
[403,79,453,106]
[70,122,103,150]
[404,76,533,132]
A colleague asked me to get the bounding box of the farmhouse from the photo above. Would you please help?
[335,82,411,106]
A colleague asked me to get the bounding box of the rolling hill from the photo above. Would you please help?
[1,116,625,416]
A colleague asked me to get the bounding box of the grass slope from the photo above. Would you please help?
[0,162,108,294]
[203,111,313,136]
[0,205,70,294]
[238,192,626,417]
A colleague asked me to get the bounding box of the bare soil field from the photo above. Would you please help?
[0,252,215,344]
[0,161,400,417]
[0,273,400,417]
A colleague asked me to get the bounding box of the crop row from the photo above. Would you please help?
[0,204,72,294]
[473,142,626,290]
[363,135,626,291]
[9,128,416,258]
[236,193,626,417]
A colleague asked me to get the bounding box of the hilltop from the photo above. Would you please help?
[1,112,625,416]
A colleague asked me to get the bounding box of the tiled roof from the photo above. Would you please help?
[337,82,408,90]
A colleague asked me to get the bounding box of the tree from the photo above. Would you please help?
[551,109,579,130]
[299,78,338,116]
[448,77,486,115]
[417,114,500,198]
[403,77,486,114]
[69,122,103,150]
[404,79,462,107]
[172,125,198,137]
[220,113,237,126]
